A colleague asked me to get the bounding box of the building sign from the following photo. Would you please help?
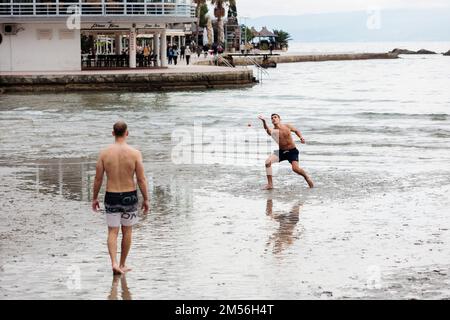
[143,23,166,29]
[59,30,75,40]
[130,29,136,50]
[37,29,53,40]
[86,23,166,31]
[90,23,121,30]
[129,27,137,68]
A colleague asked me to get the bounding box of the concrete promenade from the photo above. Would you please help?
[0,50,400,94]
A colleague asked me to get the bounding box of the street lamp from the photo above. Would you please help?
[239,16,249,54]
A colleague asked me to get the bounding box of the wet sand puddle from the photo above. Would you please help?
[1,55,450,299]
[0,155,449,299]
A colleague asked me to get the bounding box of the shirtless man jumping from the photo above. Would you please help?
[259,114,314,189]
[92,121,150,275]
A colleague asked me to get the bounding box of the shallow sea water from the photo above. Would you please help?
[1,49,450,299]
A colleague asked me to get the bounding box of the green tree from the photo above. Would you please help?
[227,1,237,19]
[241,26,254,44]
[193,0,207,45]
[273,29,292,48]
[199,3,209,28]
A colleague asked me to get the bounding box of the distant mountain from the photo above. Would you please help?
[246,8,450,42]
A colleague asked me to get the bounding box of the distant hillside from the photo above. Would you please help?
[247,8,450,42]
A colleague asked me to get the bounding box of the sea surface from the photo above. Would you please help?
[1,42,450,299]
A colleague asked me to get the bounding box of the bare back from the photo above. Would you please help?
[272,124,296,150]
[101,143,139,192]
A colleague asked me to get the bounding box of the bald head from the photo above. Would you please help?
[113,121,128,137]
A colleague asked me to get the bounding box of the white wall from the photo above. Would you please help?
[0,23,81,72]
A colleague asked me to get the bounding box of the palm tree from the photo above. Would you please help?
[210,0,236,45]
[273,29,292,49]
[193,0,207,46]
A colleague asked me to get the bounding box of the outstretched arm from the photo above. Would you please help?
[288,124,306,144]
[258,115,272,136]
[92,151,105,212]
[135,151,150,213]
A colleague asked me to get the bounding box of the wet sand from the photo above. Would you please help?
[1,56,450,299]
[1,158,449,299]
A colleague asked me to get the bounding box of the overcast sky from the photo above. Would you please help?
[236,0,450,17]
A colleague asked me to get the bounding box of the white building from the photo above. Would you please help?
[0,0,195,72]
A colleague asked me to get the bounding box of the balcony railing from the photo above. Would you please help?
[0,1,196,17]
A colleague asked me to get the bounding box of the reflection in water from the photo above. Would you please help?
[17,159,95,202]
[13,159,195,216]
[107,275,132,300]
[266,199,303,255]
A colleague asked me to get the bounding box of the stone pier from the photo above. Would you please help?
[197,52,400,67]
[0,67,255,93]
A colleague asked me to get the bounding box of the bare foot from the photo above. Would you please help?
[112,265,124,275]
[307,179,314,188]
[120,265,132,273]
[263,184,274,190]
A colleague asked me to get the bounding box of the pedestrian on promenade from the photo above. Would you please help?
[173,46,179,65]
[180,45,186,61]
[168,46,174,65]
[185,46,192,65]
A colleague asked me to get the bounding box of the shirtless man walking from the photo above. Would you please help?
[92,121,150,275]
[259,114,314,189]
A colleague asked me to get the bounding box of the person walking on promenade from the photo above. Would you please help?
[168,46,174,65]
[180,45,186,61]
[185,46,192,65]
[173,46,179,65]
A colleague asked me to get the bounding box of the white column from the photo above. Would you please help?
[129,27,137,68]
[118,34,123,54]
[115,34,121,54]
[178,36,181,48]
[153,33,160,67]
[160,29,167,67]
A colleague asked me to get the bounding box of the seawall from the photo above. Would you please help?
[0,67,255,94]
[196,52,399,66]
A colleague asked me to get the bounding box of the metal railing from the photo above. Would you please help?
[216,54,234,68]
[0,1,196,17]
[244,56,269,83]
